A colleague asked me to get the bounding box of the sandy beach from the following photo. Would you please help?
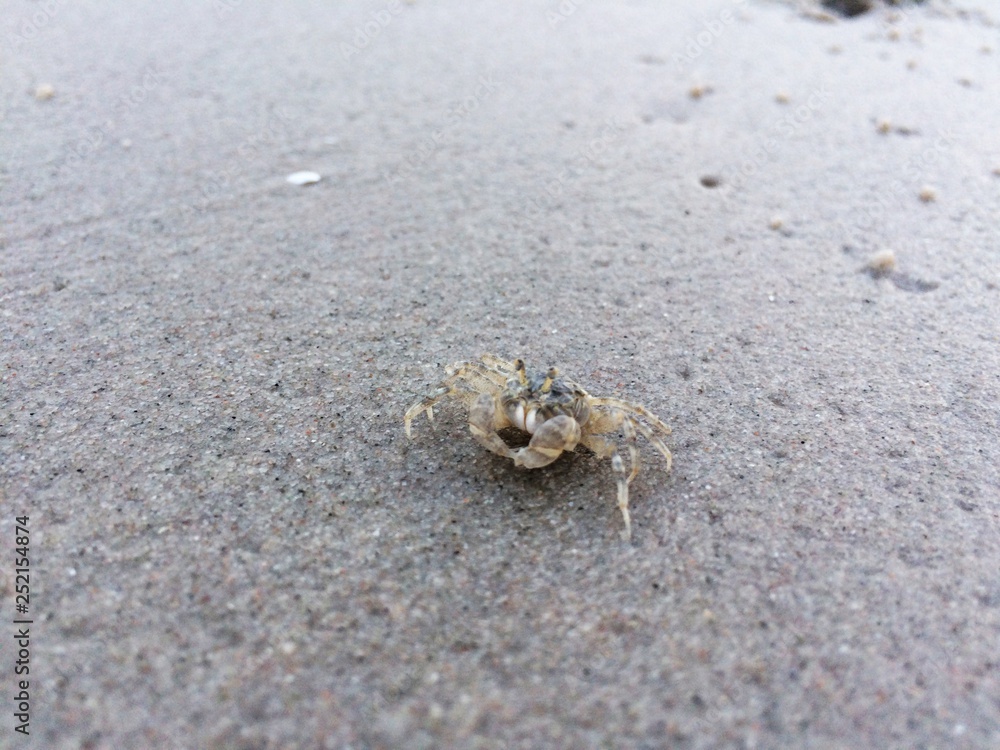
[2,1,999,747]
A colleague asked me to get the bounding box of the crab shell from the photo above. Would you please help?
[500,367,591,435]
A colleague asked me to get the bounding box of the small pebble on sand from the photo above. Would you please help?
[866,249,897,278]
[35,83,56,100]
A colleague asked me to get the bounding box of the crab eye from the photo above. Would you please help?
[540,367,558,393]
[515,359,528,385]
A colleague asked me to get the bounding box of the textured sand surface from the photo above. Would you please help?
[2,1,999,747]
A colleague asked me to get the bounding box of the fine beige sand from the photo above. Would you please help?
[3,1,999,747]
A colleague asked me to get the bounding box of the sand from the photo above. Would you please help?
[2,1,999,747]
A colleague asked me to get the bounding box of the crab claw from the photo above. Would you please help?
[512,415,581,469]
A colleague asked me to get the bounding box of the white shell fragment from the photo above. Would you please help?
[286,171,321,186]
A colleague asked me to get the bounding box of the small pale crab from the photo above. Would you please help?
[404,354,672,539]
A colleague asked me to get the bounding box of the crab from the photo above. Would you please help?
[404,353,672,539]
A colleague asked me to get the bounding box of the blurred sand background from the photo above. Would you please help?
[2,0,999,747]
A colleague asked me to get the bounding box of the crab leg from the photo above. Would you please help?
[610,418,640,539]
[404,361,504,437]
[448,358,509,387]
[624,417,672,473]
[581,420,639,539]
[468,393,515,459]
[588,398,672,438]
[404,385,450,437]
[582,412,664,539]
[588,399,672,471]
[478,353,519,375]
